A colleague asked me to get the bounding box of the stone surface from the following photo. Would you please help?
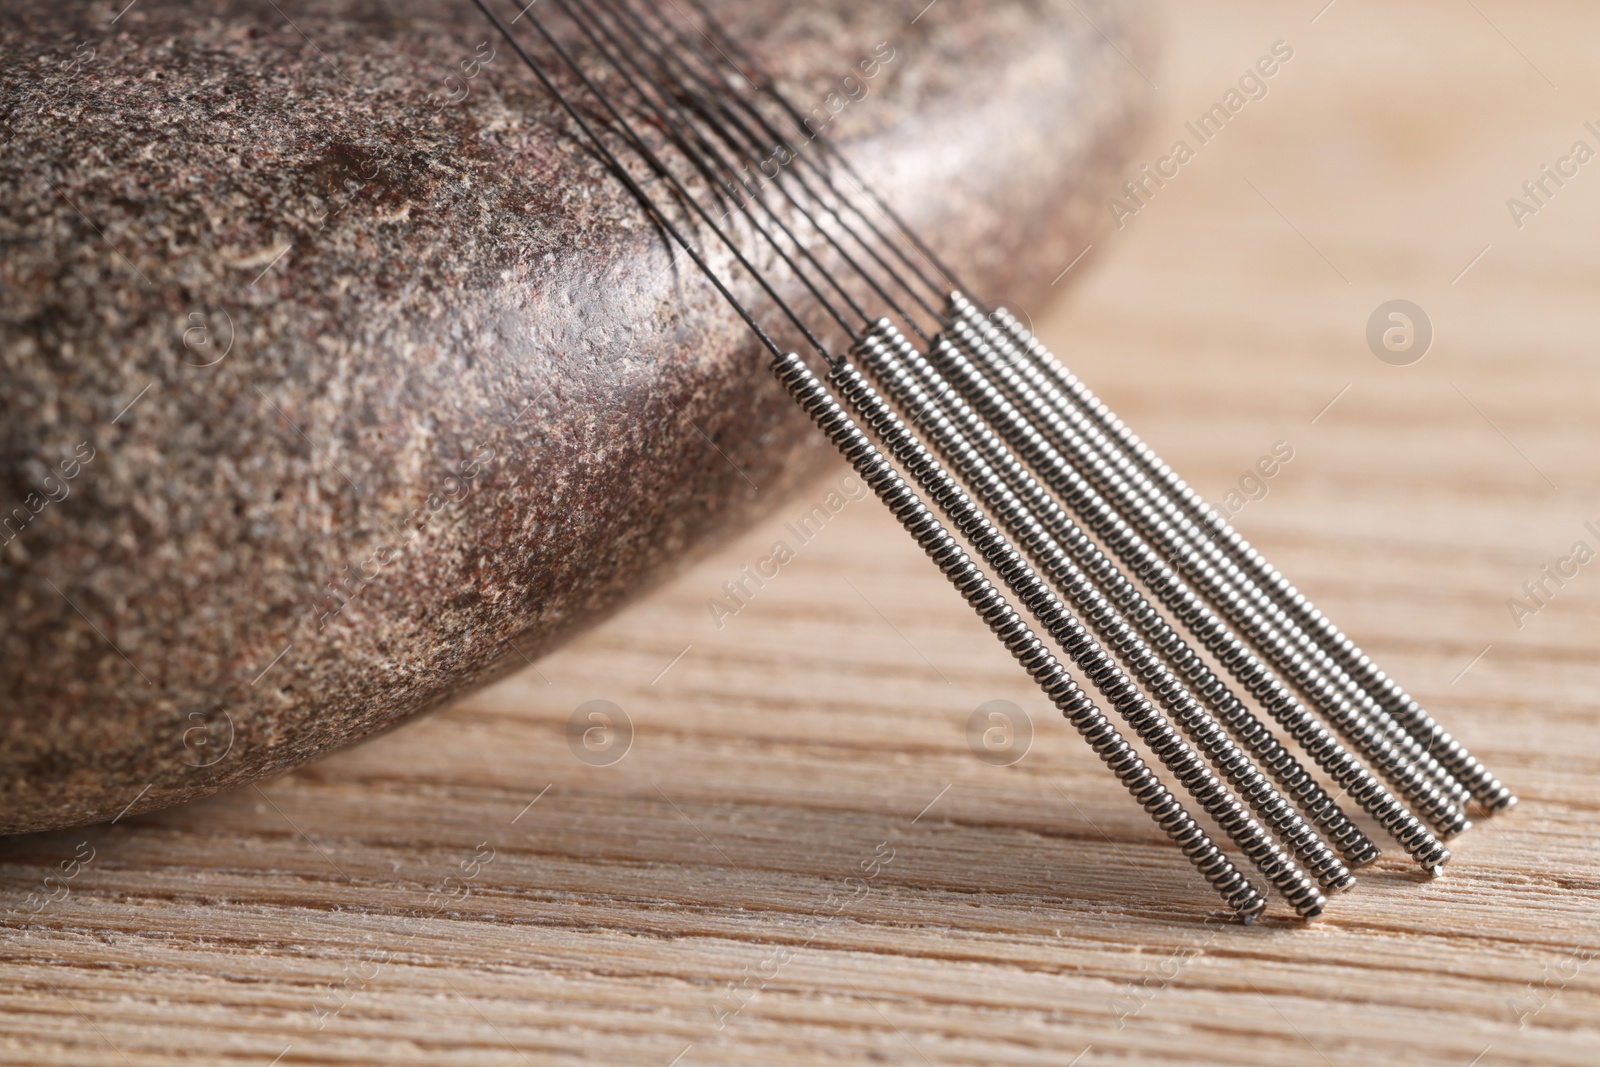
[0,0,1152,834]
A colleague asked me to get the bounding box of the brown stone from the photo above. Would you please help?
[0,0,1152,834]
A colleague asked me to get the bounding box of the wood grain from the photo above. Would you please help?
[4,1,1600,1064]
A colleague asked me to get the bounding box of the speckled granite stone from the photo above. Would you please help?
[0,0,1152,834]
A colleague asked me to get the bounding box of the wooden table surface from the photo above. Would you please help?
[6,2,1600,1064]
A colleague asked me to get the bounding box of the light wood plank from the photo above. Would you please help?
[5,1,1600,1064]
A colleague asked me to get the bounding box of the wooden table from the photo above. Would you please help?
[5,2,1599,1063]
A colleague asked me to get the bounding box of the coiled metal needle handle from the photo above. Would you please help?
[828,351,1325,919]
[771,351,1268,922]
